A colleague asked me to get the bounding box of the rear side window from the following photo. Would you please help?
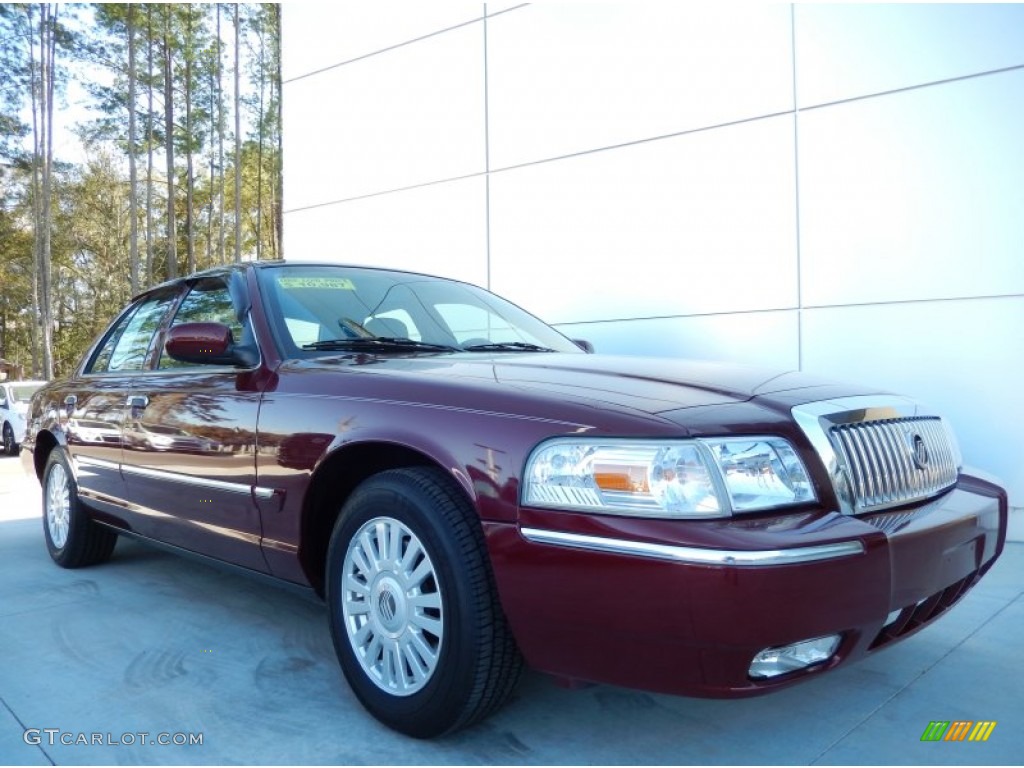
[88,293,176,374]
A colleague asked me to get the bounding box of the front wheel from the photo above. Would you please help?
[326,467,523,738]
[42,447,117,568]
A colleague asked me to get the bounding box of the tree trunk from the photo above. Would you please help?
[272,4,282,259]
[25,4,41,377]
[217,3,226,263]
[32,3,56,380]
[207,5,215,266]
[163,5,177,280]
[255,9,265,261]
[145,3,154,287]
[185,7,195,274]
[127,3,139,295]
[42,4,56,379]
[233,3,241,262]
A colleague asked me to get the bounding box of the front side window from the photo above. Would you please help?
[158,277,245,369]
[88,292,176,374]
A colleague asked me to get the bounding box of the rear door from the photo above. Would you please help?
[120,275,267,571]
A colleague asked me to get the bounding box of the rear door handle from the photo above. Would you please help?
[126,395,149,410]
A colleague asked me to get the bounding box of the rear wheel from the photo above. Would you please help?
[326,467,523,738]
[43,447,117,568]
[2,423,16,456]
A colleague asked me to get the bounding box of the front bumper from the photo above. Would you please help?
[485,474,1006,697]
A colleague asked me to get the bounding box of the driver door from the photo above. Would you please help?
[119,275,267,572]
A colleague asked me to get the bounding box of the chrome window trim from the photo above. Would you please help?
[519,526,865,566]
[791,396,959,516]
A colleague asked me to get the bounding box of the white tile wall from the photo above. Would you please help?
[795,3,1024,106]
[282,2,484,82]
[283,23,485,209]
[489,115,798,324]
[485,4,527,17]
[555,310,799,370]
[284,176,489,287]
[799,69,1024,308]
[487,3,794,169]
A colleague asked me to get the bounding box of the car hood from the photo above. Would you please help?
[305,352,874,417]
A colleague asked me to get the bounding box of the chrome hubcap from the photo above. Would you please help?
[46,463,71,548]
[342,517,444,696]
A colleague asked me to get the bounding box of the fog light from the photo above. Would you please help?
[748,635,841,679]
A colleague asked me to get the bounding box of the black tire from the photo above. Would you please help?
[42,447,117,568]
[326,467,523,738]
[2,422,16,456]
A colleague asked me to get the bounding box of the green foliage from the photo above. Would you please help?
[0,3,281,379]
[0,185,35,374]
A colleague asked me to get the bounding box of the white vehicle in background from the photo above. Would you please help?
[1,381,46,456]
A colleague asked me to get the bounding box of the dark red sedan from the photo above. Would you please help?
[21,262,1007,738]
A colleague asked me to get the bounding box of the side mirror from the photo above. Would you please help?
[573,339,595,354]
[165,322,259,368]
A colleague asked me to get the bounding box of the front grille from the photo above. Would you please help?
[830,417,958,513]
[791,396,962,517]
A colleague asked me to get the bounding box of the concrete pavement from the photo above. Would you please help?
[0,453,1021,765]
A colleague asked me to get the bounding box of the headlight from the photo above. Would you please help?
[523,437,816,519]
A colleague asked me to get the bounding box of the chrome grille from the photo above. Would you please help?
[830,418,957,513]
[791,396,962,517]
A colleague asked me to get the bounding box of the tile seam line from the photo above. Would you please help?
[801,62,1024,112]
[802,292,1024,312]
[283,109,794,214]
[808,588,1024,765]
[790,3,803,372]
[282,3,529,84]
[554,306,801,326]
[0,693,56,765]
[550,292,1024,327]
[483,4,492,291]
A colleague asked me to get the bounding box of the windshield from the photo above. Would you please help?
[257,265,584,357]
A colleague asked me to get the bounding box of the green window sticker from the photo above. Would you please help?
[278,277,356,290]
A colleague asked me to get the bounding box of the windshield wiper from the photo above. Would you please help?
[462,341,556,353]
[302,337,457,353]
